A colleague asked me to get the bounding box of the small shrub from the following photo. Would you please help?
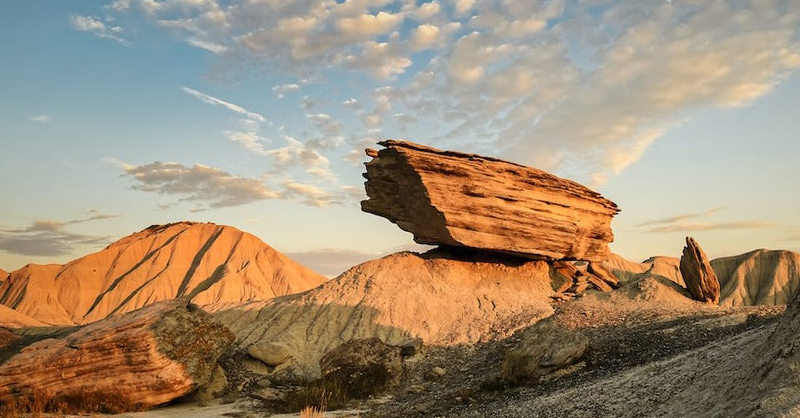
[0,389,147,417]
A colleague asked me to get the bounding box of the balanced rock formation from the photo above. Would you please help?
[361,141,619,261]
[713,249,800,306]
[0,222,326,326]
[0,300,234,411]
[679,237,720,303]
[216,248,556,379]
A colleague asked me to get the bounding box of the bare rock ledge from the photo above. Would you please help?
[361,140,620,261]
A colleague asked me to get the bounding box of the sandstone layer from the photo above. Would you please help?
[216,249,556,378]
[0,222,326,326]
[0,300,234,410]
[0,268,7,282]
[361,141,620,261]
[679,237,720,303]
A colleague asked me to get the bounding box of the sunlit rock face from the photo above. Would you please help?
[679,237,720,304]
[0,300,234,411]
[0,222,326,326]
[361,140,620,262]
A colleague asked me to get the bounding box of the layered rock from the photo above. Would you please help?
[0,300,234,411]
[679,237,720,303]
[216,248,556,379]
[0,222,326,326]
[361,140,620,261]
[0,268,7,282]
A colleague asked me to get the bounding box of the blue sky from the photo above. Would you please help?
[1,0,799,275]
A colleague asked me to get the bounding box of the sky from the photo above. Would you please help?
[1,0,799,276]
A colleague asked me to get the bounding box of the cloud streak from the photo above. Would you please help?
[0,212,119,257]
[646,221,774,233]
[70,15,128,44]
[638,207,725,227]
[182,87,265,122]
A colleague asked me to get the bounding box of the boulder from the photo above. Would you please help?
[248,342,292,367]
[502,319,589,383]
[319,338,403,399]
[679,237,720,303]
[0,300,234,412]
[361,140,619,261]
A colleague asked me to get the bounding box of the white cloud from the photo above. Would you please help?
[120,161,280,209]
[272,83,300,98]
[336,12,402,38]
[343,41,412,79]
[182,87,265,122]
[409,24,440,51]
[187,37,228,53]
[29,115,51,123]
[70,14,128,44]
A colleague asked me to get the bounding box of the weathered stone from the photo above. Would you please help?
[248,342,292,367]
[586,274,614,292]
[679,237,720,303]
[551,261,578,292]
[361,140,620,261]
[0,328,19,351]
[587,262,619,288]
[502,319,588,383]
[319,338,403,399]
[0,300,234,411]
[395,337,423,357]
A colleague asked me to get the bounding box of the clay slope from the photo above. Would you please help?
[217,249,555,376]
[0,305,46,328]
[601,253,683,287]
[0,269,6,282]
[713,249,800,306]
[0,222,326,326]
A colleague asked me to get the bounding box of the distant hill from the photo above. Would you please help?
[604,249,800,306]
[0,222,326,326]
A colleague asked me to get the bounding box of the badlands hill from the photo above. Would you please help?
[0,305,46,328]
[0,269,7,282]
[602,250,800,307]
[217,248,556,377]
[0,222,326,326]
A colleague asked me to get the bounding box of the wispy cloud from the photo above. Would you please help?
[181,87,265,122]
[646,221,774,233]
[70,15,128,44]
[638,207,724,227]
[117,160,280,210]
[0,211,120,257]
[28,115,51,123]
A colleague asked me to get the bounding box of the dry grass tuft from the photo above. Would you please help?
[0,389,147,417]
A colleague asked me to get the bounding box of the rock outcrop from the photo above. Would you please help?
[0,300,234,411]
[679,237,720,303]
[361,140,620,261]
[319,338,403,399]
[216,248,556,379]
[501,319,589,384]
[713,249,800,306]
[0,268,7,283]
[0,222,326,326]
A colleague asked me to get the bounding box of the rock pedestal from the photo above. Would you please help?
[679,237,720,303]
[361,140,619,261]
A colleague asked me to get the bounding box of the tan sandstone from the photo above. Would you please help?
[361,140,620,261]
[0,299,234,410]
